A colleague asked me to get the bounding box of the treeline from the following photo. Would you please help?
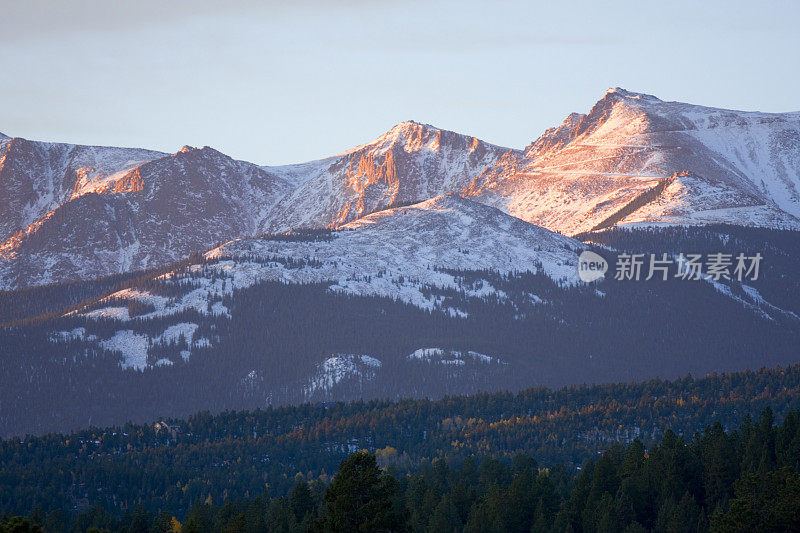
[3,408,800,532]
[3,364,800,523]
[254,229,334,242]
[0,252,207,327]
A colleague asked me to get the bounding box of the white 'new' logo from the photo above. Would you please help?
[577,250,608,282]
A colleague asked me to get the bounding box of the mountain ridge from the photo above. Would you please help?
[2,88,800,288]
[0,144,295,288]
[0,135,165,243]
[261,120,515,232]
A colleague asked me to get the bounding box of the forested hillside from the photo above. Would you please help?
[2,406,800,532]
[2,364,800,529]
[3,224,800,437]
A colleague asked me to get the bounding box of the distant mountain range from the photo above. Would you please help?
[1,88,799,289]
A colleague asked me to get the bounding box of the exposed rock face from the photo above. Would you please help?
[262,121,514,232]
[0,136,162,242]
[0,145,293,288]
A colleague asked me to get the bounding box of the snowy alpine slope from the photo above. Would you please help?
[55,195,581,371]
[80,194,582,323]
[465,88,800,234]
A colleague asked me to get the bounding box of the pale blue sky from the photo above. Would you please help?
[1,0,798,165]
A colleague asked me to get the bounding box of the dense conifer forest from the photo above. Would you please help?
[3,365,800,531]
[2,405,800,532]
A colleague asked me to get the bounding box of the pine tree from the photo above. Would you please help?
[289,478,314,523]
[323,452,406,532]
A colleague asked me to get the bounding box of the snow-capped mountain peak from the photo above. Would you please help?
[465,88,800,235]
[262,122,513,233]
[339,120,480,157]
[604,86,660,100]
[373,120,443,153]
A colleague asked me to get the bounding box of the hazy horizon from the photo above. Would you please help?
[1,0,798,165]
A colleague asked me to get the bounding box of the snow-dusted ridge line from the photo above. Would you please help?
[336,120,513,157]
[261,121,515,233]
[70,195,582,329]
[204,195,583,308]
[602,87,800,118]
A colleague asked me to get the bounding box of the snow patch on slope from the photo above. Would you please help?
[408,348,502,366]
[59,319,209,371]
[155,322,199,346]
[304,354,382,397]
[100,330,150,371]
[84,307,130,320]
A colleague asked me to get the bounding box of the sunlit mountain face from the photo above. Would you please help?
[261,120,513,233]
[464,88,800,235]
